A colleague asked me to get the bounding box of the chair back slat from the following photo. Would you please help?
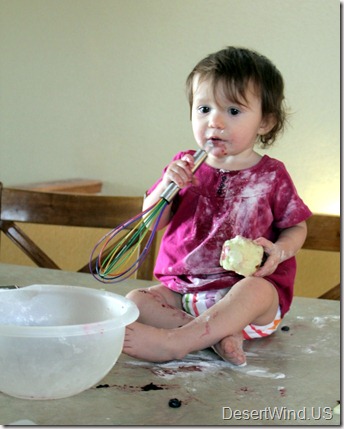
[1,187,144,229]
[0,183,156,280]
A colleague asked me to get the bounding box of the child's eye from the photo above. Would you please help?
[197,106,211,114]
[229,107,240,116]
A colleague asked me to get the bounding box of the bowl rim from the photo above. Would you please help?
[0,284,139,337]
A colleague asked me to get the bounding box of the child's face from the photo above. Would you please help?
[191,76,274,161]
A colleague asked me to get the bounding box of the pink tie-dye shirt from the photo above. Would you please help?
[148,151,312,316]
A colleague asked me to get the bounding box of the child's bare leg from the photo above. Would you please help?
[126,284,193,329]
[123,277,279,363]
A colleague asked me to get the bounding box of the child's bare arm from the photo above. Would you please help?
[254,221,308,277]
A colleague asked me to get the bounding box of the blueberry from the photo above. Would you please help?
[169,398,182,408]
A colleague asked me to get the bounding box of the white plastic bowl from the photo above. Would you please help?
[0,284,139,400]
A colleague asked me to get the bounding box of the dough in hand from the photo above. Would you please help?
[220,235,264,277]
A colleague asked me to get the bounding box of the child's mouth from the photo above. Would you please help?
[208,137,225,145]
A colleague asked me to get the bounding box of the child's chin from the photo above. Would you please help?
[211,147,229,157]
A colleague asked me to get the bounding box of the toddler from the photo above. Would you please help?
[123,46,312,365]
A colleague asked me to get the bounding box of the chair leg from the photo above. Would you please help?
[0,221,60,270]
[318,284,340,300]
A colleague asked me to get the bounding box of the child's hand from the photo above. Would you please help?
[162,154,199,189]
[253,237,282,277]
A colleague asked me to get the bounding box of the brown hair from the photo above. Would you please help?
[186,47,287,147]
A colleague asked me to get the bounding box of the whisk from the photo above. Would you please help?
[90,141,213,283]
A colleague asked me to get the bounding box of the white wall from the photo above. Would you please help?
[0,0,340,214]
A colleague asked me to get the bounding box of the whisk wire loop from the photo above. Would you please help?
[90,144,212,283]
[90,199,167,283]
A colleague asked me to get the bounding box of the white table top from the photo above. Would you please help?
[0,263,340,426]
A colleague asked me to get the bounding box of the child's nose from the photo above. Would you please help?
[208,111,225,130]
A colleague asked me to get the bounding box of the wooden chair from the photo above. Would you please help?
[303,214,340,300]
[0,183,157,281]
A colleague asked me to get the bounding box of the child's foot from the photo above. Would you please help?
[123,322,184,362]
[212,333,247,366]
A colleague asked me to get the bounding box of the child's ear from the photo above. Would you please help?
[258,114,276,136]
